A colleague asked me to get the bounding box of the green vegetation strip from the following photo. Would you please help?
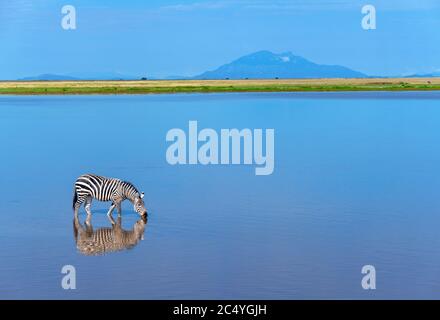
[1,83,440,95]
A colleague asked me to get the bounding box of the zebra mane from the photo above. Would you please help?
[122,180,140,199]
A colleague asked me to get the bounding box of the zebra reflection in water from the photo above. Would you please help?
[73,214,147,256]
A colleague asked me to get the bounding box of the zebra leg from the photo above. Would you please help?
[73,196,85,216]
[111,215,122,230]
[108,214,116,225]
[84,196,93,215]
[73,214,82,242]
[73,204,80,216]
[116,202,122,216]
[85,219,93,234]
[107,203,116,225]
[107,203,116,217]
[85,214,92,226]
[84,197,93,226]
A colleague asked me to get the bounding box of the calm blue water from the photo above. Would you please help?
[1,92,440,299]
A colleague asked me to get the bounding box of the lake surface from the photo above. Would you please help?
[1,92,440,299]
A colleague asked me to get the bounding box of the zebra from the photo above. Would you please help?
[73,174,147,219]
[73,214,147,256]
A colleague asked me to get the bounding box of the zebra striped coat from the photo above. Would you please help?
[73,215,147,256]
[73,174,147,218]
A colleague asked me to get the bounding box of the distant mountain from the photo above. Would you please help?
[19,74,79,81]
[66,72,140,80]
[18,51,372,81]
[19,72,141,81]
[162,75,192,80]
[405,72,440,78]
[192,50,367,79]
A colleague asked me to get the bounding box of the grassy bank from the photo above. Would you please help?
[1,78,439,95]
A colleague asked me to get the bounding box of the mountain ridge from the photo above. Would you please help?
[191,50,368,79]
[16,51,440,81]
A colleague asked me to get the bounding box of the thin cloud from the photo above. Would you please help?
[157,0,440,13]
[159,1,229,12]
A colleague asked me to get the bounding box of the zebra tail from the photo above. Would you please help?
[73,188,78,210]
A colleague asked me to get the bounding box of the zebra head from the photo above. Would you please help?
[134,192,147,217]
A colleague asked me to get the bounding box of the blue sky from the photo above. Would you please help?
[0,0,439,79]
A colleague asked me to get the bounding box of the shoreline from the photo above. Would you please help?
[1,78,440,95]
